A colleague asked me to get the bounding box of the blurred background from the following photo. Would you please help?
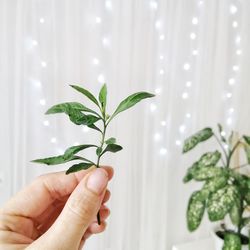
[1,0,250,249]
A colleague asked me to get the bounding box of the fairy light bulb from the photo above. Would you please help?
[98,74,105,83]
[230,5,237,14]
[150,0,158,10]
[43,120,50,126]
[50,137,57,143]
[155,87,162,94]
[159,69,165,75]
[190,33,196,40]
[155,20,162,29]
[161,120,167,126]
[105,0,112,10]
[233,65,239,72]
[183,63,191,71]
[186,113,191,118]
[150,103,157,112]
[95,17,102,23]
[192,50,198,56]
[182,92,189,99]
[93,58,100,65]
[39,18,45,23]
[41,61,47,67]
[232,21,238,28]
[159,148,167,155]
[175,140,181,146]
[186,81,192,87]
[192,17,198,25]
[159,34,165,40]
[154,133,161,141]
[229,78,235,85]
[39,99,46,106]
[179,125,186,134]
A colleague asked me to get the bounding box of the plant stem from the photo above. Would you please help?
[214,134,227,167]
[95,111,107,225]
[233,163,249,170]
[227,140,241,168]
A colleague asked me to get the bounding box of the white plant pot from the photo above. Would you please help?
[211,229,248,250]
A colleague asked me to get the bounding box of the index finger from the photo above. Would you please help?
[1,166,114,219]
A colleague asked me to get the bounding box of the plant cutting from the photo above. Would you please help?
[32,83,155,225]
[183,124,250,250]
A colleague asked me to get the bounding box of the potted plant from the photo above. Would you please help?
[183,124,250,250]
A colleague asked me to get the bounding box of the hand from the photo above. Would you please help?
[0,166,113,250]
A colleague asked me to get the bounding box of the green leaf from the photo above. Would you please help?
[45,102,98,116]
[101,143,123,155]
[229,198,241,226]
[105,137,116,145]
[183,151,222,183]
[243,136,250,145]
[109,92,155,121]
[218,123,227,143]
[88,124,102,133]
[64,144,97,159]
[183,128,214,153]
[99,84,107,110]
[207,185,239,221]
[66,163,93,174]
[244,145,250,164]
[203,175,228,194]
[187,191,206,231]
[222,232,241,250]
[70,85,99,106]
[96,147,102,156]
[32,155,81,165]
[193,166,225,181]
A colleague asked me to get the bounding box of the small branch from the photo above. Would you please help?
[233,163,249,170]
[213,134,227,167]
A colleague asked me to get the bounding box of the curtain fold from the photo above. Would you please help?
[1,0,250,249]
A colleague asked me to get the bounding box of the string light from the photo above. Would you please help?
[159,34,165,40]
[186,81,192,87]
[175,140,181,146]
[229,108,235,113]
[41,61,47,67]
[39,99,46,106]
[159,148,167,155]
[232,21,238,28]
[50,137,57,143]
[43,120,50,126]
[179,125,186,134]
[192,17,199,25]
[32,40,38,46]
[155,87,162,94]
[159,69,165,75]
[154,133,161,141]
[95,17,102,24]
[236,49,242,55]
[226,92,233,99]
[226,117,233,125]
[32,79,42,88]
[221,130,226,137]
[150,103,157,112]
[228,78,235,85]
[161,120,167,126]
[93,58,100,65]
[105,0,113,10]
[230,5,238,14]
[155,20,162,30]
[232,65,239,71]
[149,0,158,10]
[182,92,189,99]
[190,33,196,40]
[97,74,105,83]
[186,113,191,118]
[82,126,90,133]
[192,50,198,56]
[183,63,191,71]
[102,37,110,47]
[39,18,45,24]
[159,55,164,60]
[235,36,241,44]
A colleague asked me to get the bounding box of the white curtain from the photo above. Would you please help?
[1,0,250,249]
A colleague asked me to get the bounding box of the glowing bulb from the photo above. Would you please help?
[93,58,100,65]
[161,120,167,126]
[96,17,102,23]
[229,78,235,85]
[39,99,46,106]
[190,33,196,40]
[199,1,204,5]
[41,61,47,67]
[32,79,42,88]
[82,126,90,133]
[150,103,157,112]
[182,92,189,99]
[221,131,226,137]
[232,21,238,28]
[227,117,233,125]
[101,38,107,47]
[186,113,191,118]
[160,148,167,155]
[39,18,45,23]
[155,20,162,29]
[175,140,181,146]
[154,133,161,141]
[229,108,235,113]
[50,137,57,143]
[105,0,113,10]
[155,88,162,94]
[159,34,165,40]
[97,74,105,83]
[32,40,38,46]
[226,92,232,99]
[192,17,199,25]
[183,63,191,71]
[179,125,186,133]
[43,120,50,126]
[235,36,241,44]
[159,69,164,75]
[230,5,237,14]
[159,55,164,60]
[236,49,242,55]
[150,1,158,10]
[233,65,239,71]
[192,50,198,56]
[186,81,192,87]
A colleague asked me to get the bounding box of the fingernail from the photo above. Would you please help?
[87,168,108,195]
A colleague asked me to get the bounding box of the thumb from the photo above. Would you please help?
[43,168,108,249]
